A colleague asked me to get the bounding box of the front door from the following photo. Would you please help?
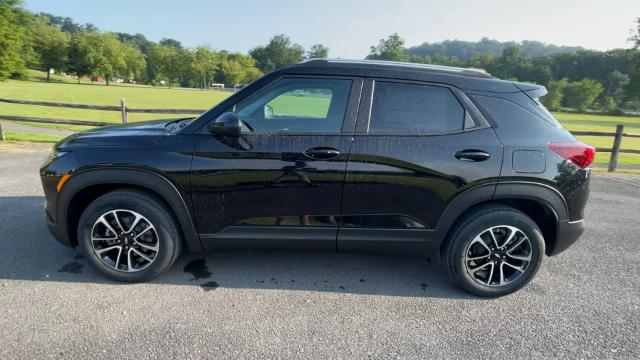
[191,76,362,251]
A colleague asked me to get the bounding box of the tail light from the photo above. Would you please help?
[548,142,595,169]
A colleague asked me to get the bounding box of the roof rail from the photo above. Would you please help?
[298,58,492,78]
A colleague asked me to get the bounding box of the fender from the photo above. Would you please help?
[493,181,568,221]
[57,168,204,252]
[433,181,567,238]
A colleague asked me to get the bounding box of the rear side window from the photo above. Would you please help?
[369,82,465,134]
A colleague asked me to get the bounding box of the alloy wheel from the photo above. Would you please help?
[464,225,532,287]
[90,209,159,272]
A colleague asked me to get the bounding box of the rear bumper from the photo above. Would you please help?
[549,219,585,256]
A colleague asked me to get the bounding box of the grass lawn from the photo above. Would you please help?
[4,130,63,143]
[553,112,640,166]
[0,79,230,127]
[1,78,639,166]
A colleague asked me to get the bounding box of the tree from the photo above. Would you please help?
[68,31,93,82]
[563,78,604,112]
[366,33,408,61]
[120,43,146,81]
[29,16,70,81]
[0,0,31,80]
[541,78,568,111]
[217,52,262,86]
[625,18,640,102]
[306,44,329,59]
[249,34,305,73]
[191,45,218,89]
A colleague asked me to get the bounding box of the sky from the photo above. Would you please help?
[23,0,640,58]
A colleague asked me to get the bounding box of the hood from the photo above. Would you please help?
[58,118,193,149]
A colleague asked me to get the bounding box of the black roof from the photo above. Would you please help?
[282,59,530,93]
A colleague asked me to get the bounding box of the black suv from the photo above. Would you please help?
[40,59,592,297]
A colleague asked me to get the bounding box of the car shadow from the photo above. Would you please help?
[0,196,477,299]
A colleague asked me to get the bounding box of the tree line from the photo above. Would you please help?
[368,30,640,113]
[1,0,639,112]
[0,0,326,88]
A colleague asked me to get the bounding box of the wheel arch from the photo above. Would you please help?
[57,168,203,252]
[435,182,567,257]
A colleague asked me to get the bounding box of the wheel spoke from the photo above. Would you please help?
[470,234,491,253]
[467,254,490,261]
[507,237,527,252]
[488,230,500,249]
[486,262,495,285]
[134,239,158,252]
[503,261,526,273]
[127,249,133,271]
[131,248,153,262]
[499,262,505,285]
[114,247,123,269]
[133,225,154,240]
[96,216,118,238]
[111,211,126,233]
[95,245,121,256]
[470,262,491,273]
[127,213,143,233]
[506,252,531,262]
[501,228,518,248]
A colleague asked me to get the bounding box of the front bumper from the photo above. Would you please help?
[549,219,585,256]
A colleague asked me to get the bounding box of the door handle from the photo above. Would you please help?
[455,149,491,162]
[303,147,341,160]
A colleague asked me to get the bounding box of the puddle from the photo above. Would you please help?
[183,259,212,280]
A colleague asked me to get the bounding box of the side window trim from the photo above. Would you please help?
[356,78,490,136]
[224,75,362,136]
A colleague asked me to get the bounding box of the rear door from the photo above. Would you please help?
[191,76,362,251]
[338,79,503,253]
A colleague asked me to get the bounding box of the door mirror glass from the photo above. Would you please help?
[209,112,241,138]
[264,104,274,119]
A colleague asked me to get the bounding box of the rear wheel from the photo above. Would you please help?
[77,188,182,282]
[444,205,545,297]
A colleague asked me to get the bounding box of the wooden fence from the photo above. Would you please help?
[0,97,638,172]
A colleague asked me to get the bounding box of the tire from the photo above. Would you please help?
[444,204,545,297]
[77,188,183,282]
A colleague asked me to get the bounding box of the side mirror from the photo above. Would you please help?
[209,112,241,138]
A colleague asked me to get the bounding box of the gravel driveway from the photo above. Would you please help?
[0,142,638,359]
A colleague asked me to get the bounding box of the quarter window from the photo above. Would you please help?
[234,78,352,134]
[369,82,465,134]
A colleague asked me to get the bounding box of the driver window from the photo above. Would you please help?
[234,78,352,134]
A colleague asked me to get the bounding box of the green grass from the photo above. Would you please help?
[0,79,230,131]
[4,130,63,143]
[554,112,640,166]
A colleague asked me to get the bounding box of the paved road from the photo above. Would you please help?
[0,142,638,359]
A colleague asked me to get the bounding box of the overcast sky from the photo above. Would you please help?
[23,0,640,58]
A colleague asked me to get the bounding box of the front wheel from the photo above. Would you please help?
[77,188,182,282]
[444,205,545,297]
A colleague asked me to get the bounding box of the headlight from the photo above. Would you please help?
[48,147,69,162]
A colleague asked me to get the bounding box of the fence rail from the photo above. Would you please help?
[0,97,638,172]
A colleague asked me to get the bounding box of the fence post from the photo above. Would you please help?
[608,124,624,172]
[120,99,127,124]
[0,121,4,141]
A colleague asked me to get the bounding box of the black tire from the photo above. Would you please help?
[77,188,182,282]
[444,204,545,297]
